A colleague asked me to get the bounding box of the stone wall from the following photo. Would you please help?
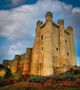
[3,48,32,75]
[2,12,76,76]
[66,26,76,66]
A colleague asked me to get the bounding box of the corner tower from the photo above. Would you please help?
[42,12,53,76]
[65,26,76,67]
[30,20,43,75]
[58,19,67,73]
[30,12,76,76]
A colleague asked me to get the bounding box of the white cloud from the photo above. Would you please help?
[8,40,32,59]
[0,0,80,62]
[0,0,73,40]
[72,7,80,14]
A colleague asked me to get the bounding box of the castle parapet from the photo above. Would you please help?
[15,55,20,60]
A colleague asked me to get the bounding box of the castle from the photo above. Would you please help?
[3,12,76,76]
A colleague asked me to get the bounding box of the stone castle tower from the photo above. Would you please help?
[3,12,76,76]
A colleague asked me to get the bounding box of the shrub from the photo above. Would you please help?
[23,86,39,90]
[27,75,48,83]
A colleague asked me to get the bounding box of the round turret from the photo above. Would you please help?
[66,26,73,31]
[58,19,64,25]
[36,20,43,27]
[45,11,53,21]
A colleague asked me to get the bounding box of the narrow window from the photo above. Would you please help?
[39,63,42,65]
[42,47,43,50]
[65,40,67,43]
[56,48,58,51]
[41,35,43,40]
[67,52,69,56]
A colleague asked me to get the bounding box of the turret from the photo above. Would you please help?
[36,20,43,28]
[58,19,67,73]
[30,21,42,75]
[45,11,53,22]
[58,19,64,29]
[66,26,76,66]
[42,12,53,76]
[66,26,73,33]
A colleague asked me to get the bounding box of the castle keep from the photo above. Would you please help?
[3,12,76,76]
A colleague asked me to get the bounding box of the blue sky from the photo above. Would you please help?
[0,0,38,10]
[0,0,80,66]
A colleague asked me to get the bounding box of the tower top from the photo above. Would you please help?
[45,11,53,21]
[36,20,43,28]
[58,19,64,25]
[37,20,43,25]
[67,26,73,30]
[66,26,73,32]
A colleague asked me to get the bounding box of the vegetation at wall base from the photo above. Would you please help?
[27,75,49,83]
[0,65,80,89]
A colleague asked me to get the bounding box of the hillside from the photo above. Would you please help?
[0,68,80,90]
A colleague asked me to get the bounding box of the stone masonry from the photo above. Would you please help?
[3,12,76,76]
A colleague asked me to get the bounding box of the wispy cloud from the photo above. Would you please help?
[8,40,32,58]
[0,0,73,40]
